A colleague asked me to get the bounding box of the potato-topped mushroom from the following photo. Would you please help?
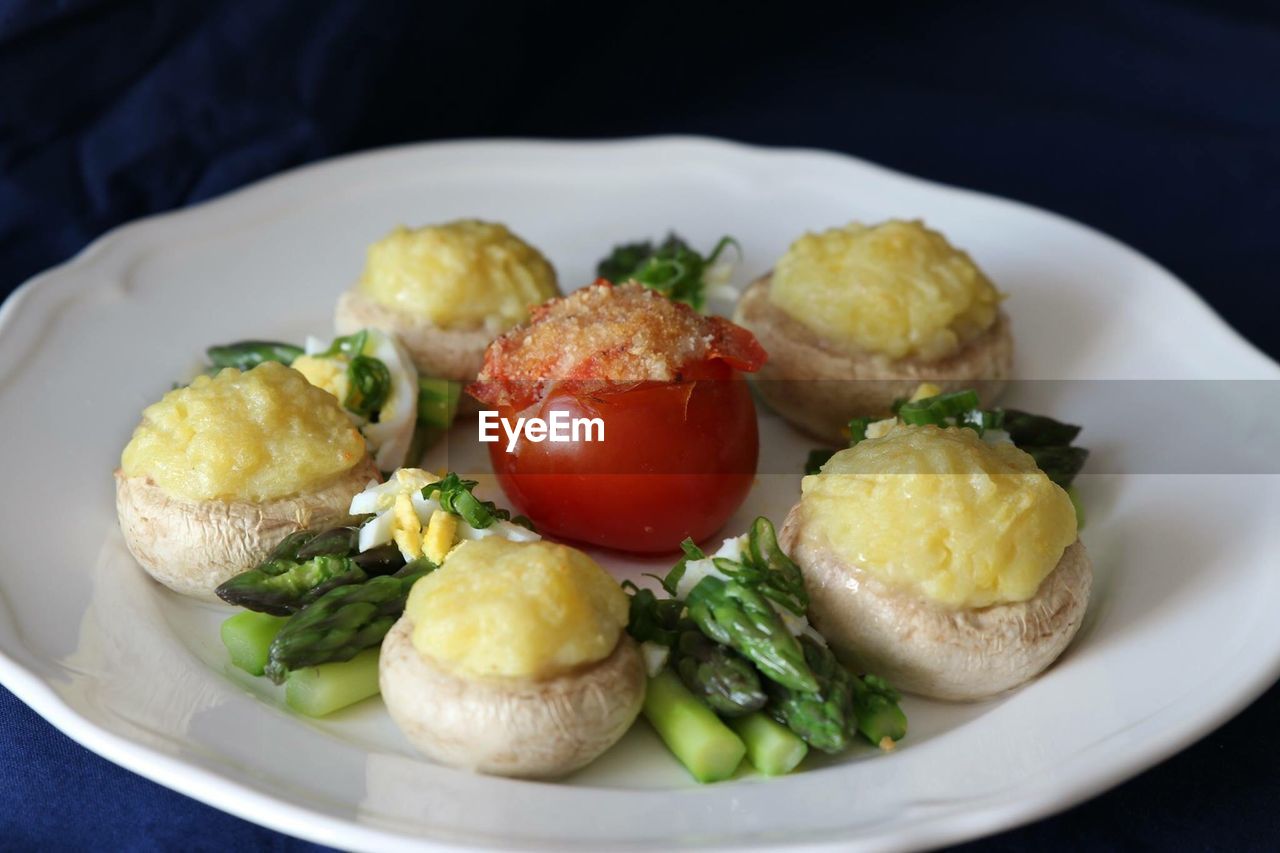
[335,219,560,409]
[781,423,1089,700]
[115,361,378,599]
[734,220,1012,442]
[380,537,645,777]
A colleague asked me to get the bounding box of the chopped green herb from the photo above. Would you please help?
[318,329,369,360]
[206,340,303,371]
[422,473,512,529]
[597,233,737,311]
[344,354,392,419]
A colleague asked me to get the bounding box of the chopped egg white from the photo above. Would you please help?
[640,641,670,677]
[865,417,898,439]
[674,534,747,599]
[982,428,1013,445]
[349,469,540,561]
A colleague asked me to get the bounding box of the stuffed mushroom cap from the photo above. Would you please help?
[782,423,1089,700]
[734,220,1012,442]
[335,220,560,398]
[116,362,377,599]
[380,537,645,777]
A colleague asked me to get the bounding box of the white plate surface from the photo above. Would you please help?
[2,137,1279,852]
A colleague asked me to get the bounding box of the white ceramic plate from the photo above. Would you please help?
[2,137,1279,852]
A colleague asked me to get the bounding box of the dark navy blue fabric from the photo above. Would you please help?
[2,1,1278,849]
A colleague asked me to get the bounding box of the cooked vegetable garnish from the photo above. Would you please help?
[804,448,836,476]
[626,516,907,780]
[215,521,406,615]
[1021,445,1090,490]
[284,647,381,717]
[674,629,767,717]
[264,560,434,684]
[805,387,1090,488]
[897,389,982,427]
[728,712,808,776]
[416,377,460,430]
[221,611,288,677]
[851,674,908,748]
[217,555,369,616]
[687,577,818,693]
[596,233,737,311]
[764,635,857,754]
[624,584,683,647]
[745,516,808,614]
[206,340,304,371]
[345,354,392,419]
[665,518,807,616]
[405,378,461,468]
[422,473,513,530]
[316,329,370,360]
[1001,409,1083,446]
[642,669,746,783]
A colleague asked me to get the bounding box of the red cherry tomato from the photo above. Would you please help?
[487,359,759,553]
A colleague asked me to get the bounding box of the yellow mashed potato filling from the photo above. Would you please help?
[800,424,1076,609]
[770,219,1001,361]
[406,538,627,680]
[120,362,366,503]
[357,219,558,331]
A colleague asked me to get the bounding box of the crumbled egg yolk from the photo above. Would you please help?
[405,538,628,680]
[769,219,1002,361]
[290,355,350,403]
[350,468,539,562]
[422,510,458,565]
[799,424,1077,609]
[909,382,943,401]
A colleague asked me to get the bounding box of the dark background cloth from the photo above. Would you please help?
[1,1,1278,849]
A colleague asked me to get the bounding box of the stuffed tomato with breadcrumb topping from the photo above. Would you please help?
[468,281,766,553]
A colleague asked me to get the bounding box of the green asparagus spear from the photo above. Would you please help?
[1000,409,1082,447]
[206,340,303,371]
[1022,445,1090,489]
[417,377,461,429]
[285,647,382,717]
[804,448,836,475]
[401,377,462,467]
[643,669,746,783]
[220,611,288,676]
[765,635,858,754]
[674,629,767,717]
[293,525,361,559]
[685,576,818,693]
[215,555,370,616]
[264,528,326,563]
[850,674,908,748]
[264,561,434,684]
[350,543,408,574]
[729,711,808,776]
